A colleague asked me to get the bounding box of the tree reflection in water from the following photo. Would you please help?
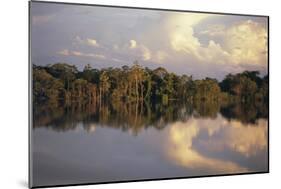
[32,99,268,181]
[33,100,268,134]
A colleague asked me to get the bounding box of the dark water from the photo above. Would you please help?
[32,101,268,187]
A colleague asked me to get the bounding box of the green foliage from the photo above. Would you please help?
[33,62,268,107]
[220,71,267,103]
[33,67,65,102]
[193,78,221,101]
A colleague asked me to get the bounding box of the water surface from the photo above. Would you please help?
[32,101,268,186]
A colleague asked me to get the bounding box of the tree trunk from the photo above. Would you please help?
[135,75,138,100]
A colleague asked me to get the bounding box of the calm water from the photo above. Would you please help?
[32,101,268,186]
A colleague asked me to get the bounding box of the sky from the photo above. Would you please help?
[31,2,268,80]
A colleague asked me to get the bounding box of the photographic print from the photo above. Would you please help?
[29,1,269,188]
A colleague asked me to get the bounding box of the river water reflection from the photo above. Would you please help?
[32,101,268,186]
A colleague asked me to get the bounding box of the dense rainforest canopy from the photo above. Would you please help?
[33,61,268,105]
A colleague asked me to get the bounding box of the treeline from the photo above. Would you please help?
[34,98,268,134]
[33,61,268,104]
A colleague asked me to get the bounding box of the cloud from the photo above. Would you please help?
[199,20,267,66]
[122,39,152,61]
[58,49,127,63]
[167,14,267,67]
[225,20,267,65]
[140,46,151,61]
[113,44,119,50]
[57,49,70,56]
[166,116,268,172]
[155,51,168,63]
[201,40,231,64]
[86,38,99,47]
[126,39,168,62]
[72,51,105,59]
[129,40,137,49]
[167,119,248,173]
[200,24,226,37]
[57,49,106,59]
[167,13,231,65]
[111,58,125,63]
[75,36,100,47]
[167,13,210,58]
[72,51,83,56]
[32,3,268,78]
[223,119,268,157]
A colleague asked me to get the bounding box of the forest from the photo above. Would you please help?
[33,61,268,106]
[33,62,268,133]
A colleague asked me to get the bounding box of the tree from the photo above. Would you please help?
[46,63,78,95]
[194,78,221,101]
[33,68,64,102]
[33,63,267,107]
[129,61,145,101]
[99,71,110,101]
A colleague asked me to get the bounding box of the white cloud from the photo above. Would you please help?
[57,49,70,56]
[57,49,106,60]
[167,116,267,172]
[75,36,83,43]
[200,40,231,64]
[225,119,268,157]
[86,38,99,47]
[75,36,100,47]
[127,39,168,62]
[111,58,125,63]
[140,46,151,61]
[225,20,267,65]
[200,24,226,37]
[129,39,137,49]
[167,120,248,173]
[88,53,105,59]
[72,51,83,56]
[167,14,267,67]
[167,13,210,59]
[155,51,168,63]
[113,44,119,50]
[125,39,152,61]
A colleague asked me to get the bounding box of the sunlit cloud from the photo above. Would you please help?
[32,3,268,77]
[57,49,106,59]
[111,58,125,63]
[166,116,267,172]
[167,120,248,173]
[113,44,119,50]
[225,20,267,65]
[129,40,137,49]
[127,39,168,62]
[200,24,226,37]
[223,119,268,157]
[167,14,232,64]
[57,49,70,56]
[125,40,152,61]
[140,46,151,61]
[166,13,267,67]
[72,51,83,56]
[199,20,267,66]
[167,13,212,59]
[86,38,99,47]
[154,51,168,63]
[75,36,100,47]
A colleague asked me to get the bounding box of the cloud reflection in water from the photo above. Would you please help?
[167,115,268,173]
